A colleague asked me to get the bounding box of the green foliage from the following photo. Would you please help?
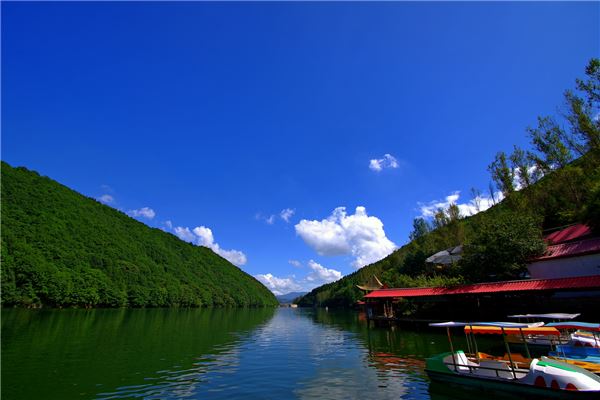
[460,211,545,281]
[0,163,278,308]
[582,180,600,234]
[408,218,430,241]
[527,116,573,171]
[488,151,515,195]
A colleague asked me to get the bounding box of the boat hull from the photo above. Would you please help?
[425,352,600,399]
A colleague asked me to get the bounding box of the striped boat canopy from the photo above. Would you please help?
[465,325,561,336]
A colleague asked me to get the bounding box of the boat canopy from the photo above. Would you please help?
[546,322,600,332]
[507,313,580,320]
[465,325,561,336]
[429,321,471,327]
[469,322,531,328]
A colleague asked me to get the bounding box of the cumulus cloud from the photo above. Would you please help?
[280,208,295,223]
[164,220,173,229]
[369,154,399,172]
[306,260,342,283]
[255,260,342,295]
[98,194,114,204]
[254,273,303,296]
[128,207,156,219]
[295,206,397,268]
[288,259,302,268]
[418,190,504,219]
[173,225,247,266]
[174,226,196,242]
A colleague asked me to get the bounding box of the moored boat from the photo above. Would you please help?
[425,322,600,398]
[545,322,600,370]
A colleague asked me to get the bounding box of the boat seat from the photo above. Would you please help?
[476,359,515,379]
[445,351,477,372]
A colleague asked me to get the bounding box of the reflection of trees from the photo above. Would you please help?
[1,308,275,400]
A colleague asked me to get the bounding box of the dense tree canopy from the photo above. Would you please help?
[1,162,278,308]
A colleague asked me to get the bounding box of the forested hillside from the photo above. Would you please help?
[0,163,278,308]
[299,59,600,308]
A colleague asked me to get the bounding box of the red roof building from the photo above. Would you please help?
[364,275,600,299]
[528,224,600,279]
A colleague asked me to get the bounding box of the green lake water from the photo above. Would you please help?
[2,307,518,399]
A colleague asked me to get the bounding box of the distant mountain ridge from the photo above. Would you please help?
[0,162,278,308]
[275,292,307,304]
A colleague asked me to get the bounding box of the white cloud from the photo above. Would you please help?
[513,165,541,191]
[165,220,173,229]
[255,260,342,296]
[369,153,399,172]
[128,207,156,219]
[306,260,342,283]
[418,190,504,219]
[255,212,276,225]
[288,259,302,268]
[254,273,303,296]
[280,208,295,223]
[98,194,114,204]
[174,226,196,242]
[173,224,247,266]
[295,206,397,268]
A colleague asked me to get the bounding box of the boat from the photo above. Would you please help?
[506,313,581,347]
[470,329,600,375]
[545,322,600,370]
[425,321,600,398]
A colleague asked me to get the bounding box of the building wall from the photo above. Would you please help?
[527,253,600,279]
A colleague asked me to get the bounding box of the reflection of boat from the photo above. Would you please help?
[426,322,600,398]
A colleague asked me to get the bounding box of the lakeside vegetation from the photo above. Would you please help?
[299,58,600,308]
[1,163,278,308]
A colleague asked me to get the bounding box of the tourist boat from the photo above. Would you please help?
[545,322,600,370]
[468,325,600,375]
[506,313,581,347]
[546,322,600,349]
[425,321,600,398]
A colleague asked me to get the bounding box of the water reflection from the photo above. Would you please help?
[3,307,500,399]
[2,308,275,399]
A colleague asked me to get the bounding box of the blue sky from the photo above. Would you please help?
[3,2,599,295]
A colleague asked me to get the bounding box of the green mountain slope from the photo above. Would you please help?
[0,162,278,308]
[298,151,600,308]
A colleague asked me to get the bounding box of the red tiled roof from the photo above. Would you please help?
[545,224,592,244]
[363,275,600,299]
[535,237,600,261]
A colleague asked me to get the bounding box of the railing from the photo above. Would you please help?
[443,362,529,379]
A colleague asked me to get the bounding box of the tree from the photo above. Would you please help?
[564,58,600,154]
[582,182,600,234]
[433,208,449,229]
[488,151,514,195]
[460,211,545,282]
[409,217,430,241]
[447,203,461,221]
[526,116,573,172]
[510,145,534,189]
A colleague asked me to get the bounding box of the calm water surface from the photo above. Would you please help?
[3,308,512,399]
